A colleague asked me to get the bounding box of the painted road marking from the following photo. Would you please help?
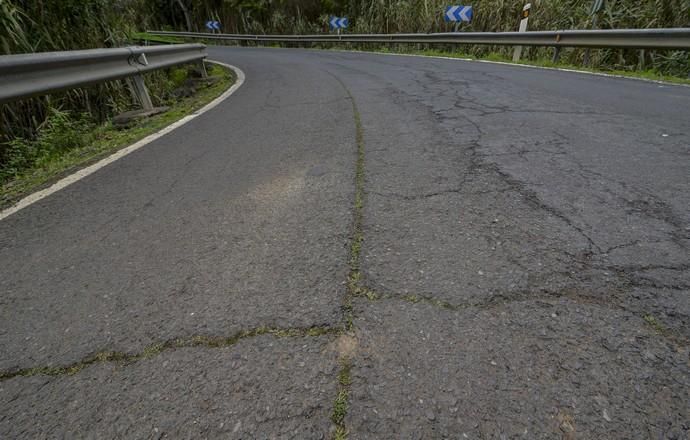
[0,61,246,221]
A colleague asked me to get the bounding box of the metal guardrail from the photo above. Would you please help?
[148,28,690,50]
[0,44,207,106]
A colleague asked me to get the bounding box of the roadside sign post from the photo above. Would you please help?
[512,3,531,62]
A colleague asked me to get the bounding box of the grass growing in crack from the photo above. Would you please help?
[332,389,349,426]
[141,343,166,358]
[642,314,689,346]
[338,359,352,386]
[348,273,381,301]
[643,314,666,334]
[342,82,366,333]
[331,389,350,427]
[334,426,348,440]
[342,302,355,333]
[402,293,456,310]
[323,73,366,440]
[0,325,337,381]
[332,358,352,438]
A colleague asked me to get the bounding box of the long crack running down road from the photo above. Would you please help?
[1,47,689,438]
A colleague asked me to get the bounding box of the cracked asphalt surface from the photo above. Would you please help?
[1,47,689,438]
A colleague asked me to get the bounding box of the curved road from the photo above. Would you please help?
[1,47,689,438]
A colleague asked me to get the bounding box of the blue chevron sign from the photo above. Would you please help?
[205,20,221,31]
[329,16,349,30]
[444,5,473,22]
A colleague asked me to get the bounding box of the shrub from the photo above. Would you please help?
[0,109,94,182]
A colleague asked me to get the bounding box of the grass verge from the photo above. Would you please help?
[0,62,234,209]
[158,35,689,85]
[340,46,690,85]
[130,31,184,45]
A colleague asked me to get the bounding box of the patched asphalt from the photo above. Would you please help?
[1,46,688,437]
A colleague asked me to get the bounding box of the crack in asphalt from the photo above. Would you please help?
[485,163,603,254]
[391,86,611,263]
[346,69,689,350]
[353,73,688,337]
[0,325,338,382]
[607,264,690,291]
[353,278,617,311]
[392,71,690,270]
[4,55,688,438]
[351,281,690,347]
[319,69,367,440]
[1,69,368,440]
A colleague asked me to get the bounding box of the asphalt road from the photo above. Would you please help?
[1,46,689,438]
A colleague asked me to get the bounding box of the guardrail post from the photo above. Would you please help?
[131,74,154,111]
[552,46,561,63]
[638,49,646,69]
[198,60,208,78]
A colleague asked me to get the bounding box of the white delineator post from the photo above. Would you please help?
[512,3,531,62]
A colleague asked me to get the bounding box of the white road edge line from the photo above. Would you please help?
[319,47,690,88]
[0,61,246,222]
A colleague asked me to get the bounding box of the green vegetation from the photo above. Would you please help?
[4,0,678,76]
[0,324,339,380]
[0,63,234,208]
[146,0,688,76]
[332,388,350,432]
[333,45,690,85]
[643,314,666,334]
[0,0,687,206]
[332,356,353,438]
[342,82,365,333]
[0,0,154,55]
[0,0,204,188]
[131,31,184,45]
[325,77,363,440]
[511,55,690,85]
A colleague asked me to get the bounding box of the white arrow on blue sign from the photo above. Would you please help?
[444,5,473,22]
[329,17,349,30]
[205,20,221,31]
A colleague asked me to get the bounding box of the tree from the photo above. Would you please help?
[173,0,193,31]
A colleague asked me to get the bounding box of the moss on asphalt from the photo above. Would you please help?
[0,325,337,381]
